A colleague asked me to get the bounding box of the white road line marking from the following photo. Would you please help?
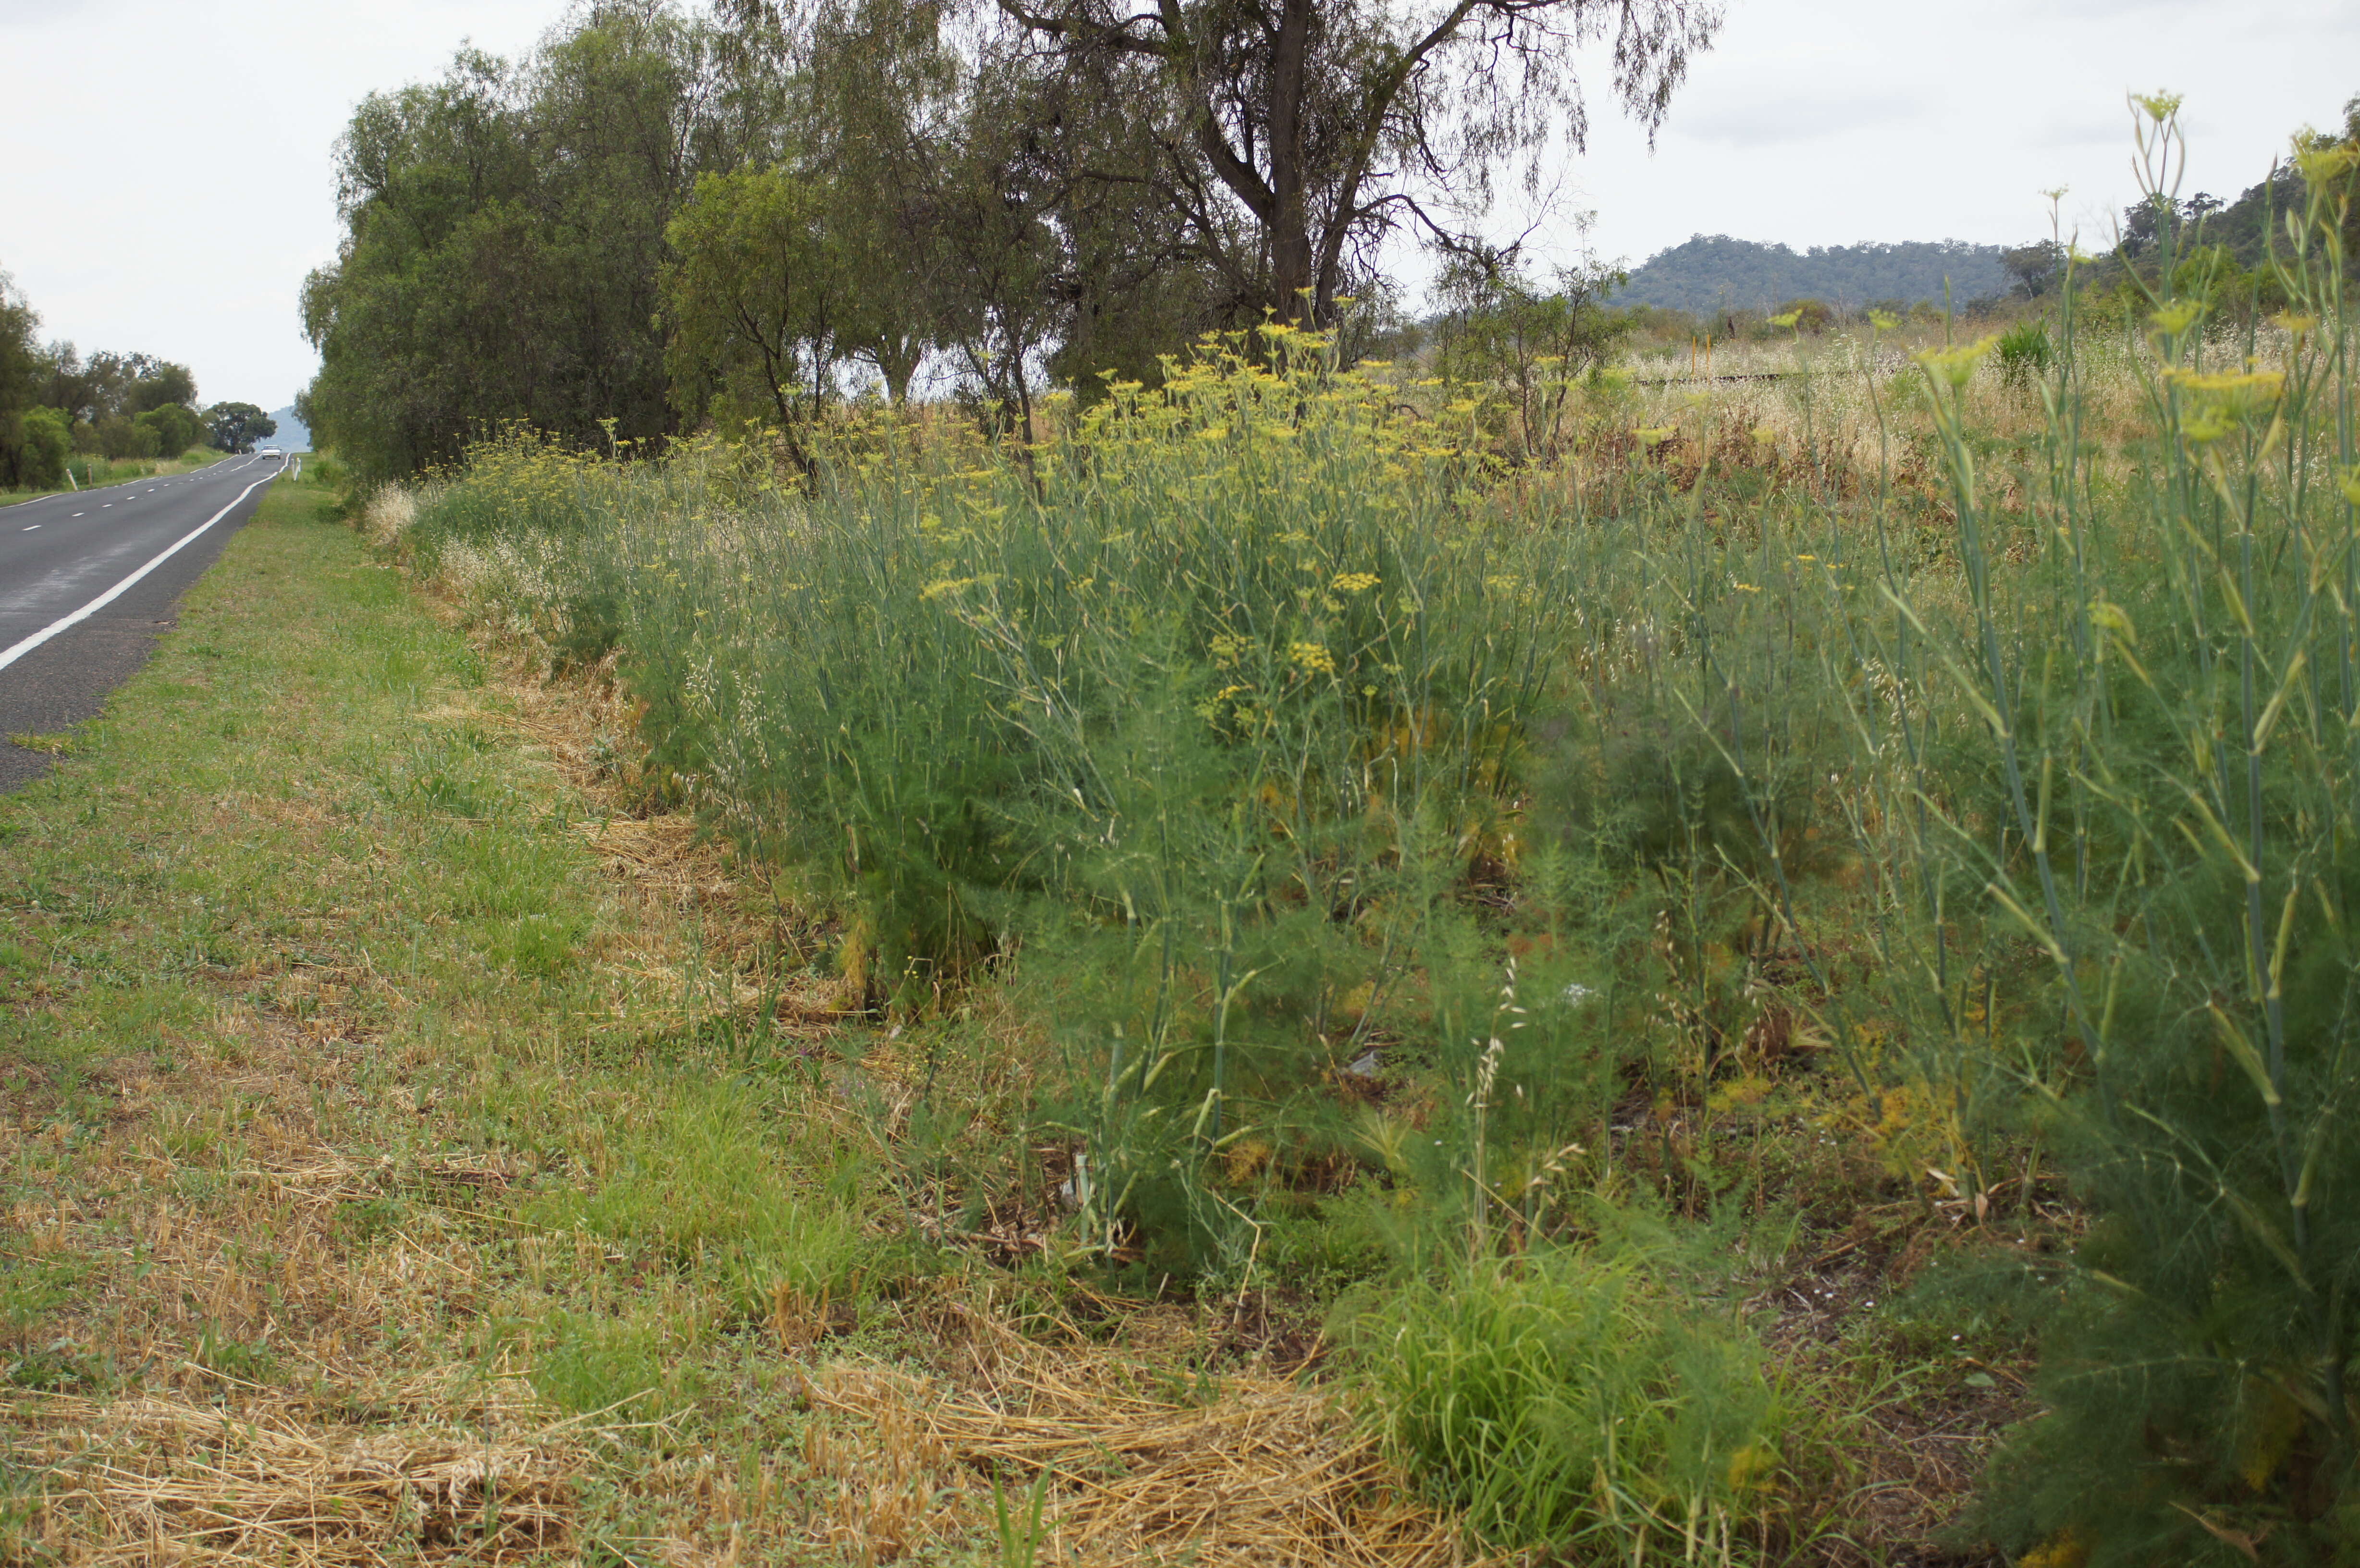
[0,469,280,676]
[71,513,83,517]
[22,526,38,531]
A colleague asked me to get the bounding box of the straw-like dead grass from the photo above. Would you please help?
[8,1388,593,1567]
[797,1316,1480,1568]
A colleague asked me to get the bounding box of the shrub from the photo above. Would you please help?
[1993,318,2053,388]
[11,407,70,488]
[94,414,159,460]
[404,336,1648,1278]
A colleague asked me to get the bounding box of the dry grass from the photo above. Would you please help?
[1607,323,2237,491]
[402,648,848,1036]
[796,1307,1479,1568]
[8,1388,590,1567]
[1,1016,486,1385]
[356,488,416,551]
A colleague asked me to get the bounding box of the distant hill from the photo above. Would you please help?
[1614,236,2014,315]
[269,404,313,452]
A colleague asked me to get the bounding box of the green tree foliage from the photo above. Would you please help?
[721,0,1717,335]
[794,0,958,403]
[302,6,783,481]
[0,272,199,486]
[795,0,1213,417]
[314,0,1715,467]
[658,0,1207,437]
[0,269,43,490]
[12,407,71,488]
[662,167,842,441]
[94,416,156,459]
[2002,239,2065,298]
[36,346,126,426]
[922,67,1077,431]
[34,349,188,426]
[205,402,277,453]
[948,0,1715,327]
[136,403,207,456]
[1429,257,1630,458]
[124,360,197,415]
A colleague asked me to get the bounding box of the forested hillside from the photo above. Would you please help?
[1613,234,2013,312]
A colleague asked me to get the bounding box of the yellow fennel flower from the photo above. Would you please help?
[2165,368,2284,442]
[1913,334,2000,390]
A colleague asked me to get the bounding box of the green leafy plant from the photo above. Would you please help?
[1993,318,2053,388]
[1352,1246,1793,1559]
[990,1468,1051,1568]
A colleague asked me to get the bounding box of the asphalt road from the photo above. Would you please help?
[0,454,286,792]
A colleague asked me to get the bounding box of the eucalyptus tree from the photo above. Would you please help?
[1000,0,1721,323]
[798,0,957,403]
[723,0,1718,335]
[776,0,1233,417]
[664,0,973,420]
[204,403,277,454]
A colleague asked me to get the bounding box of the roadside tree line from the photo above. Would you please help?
[298,0,1722,481]
[0,269,268,490]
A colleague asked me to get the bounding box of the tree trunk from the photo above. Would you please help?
[1266,0,1316,321]
[875,336,921,405]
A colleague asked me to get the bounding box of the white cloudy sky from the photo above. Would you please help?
[0,0,2353,411]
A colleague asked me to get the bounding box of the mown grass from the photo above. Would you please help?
[0,470,861,1557]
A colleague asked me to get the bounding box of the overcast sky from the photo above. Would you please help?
[1,0,2353,412]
